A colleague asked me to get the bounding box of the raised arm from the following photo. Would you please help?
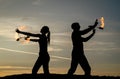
[81,19,98,35]
[16,29,40,37]
[82,29,96,42]
[30,39,39,42]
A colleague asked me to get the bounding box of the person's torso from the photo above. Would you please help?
[72,31,84,55]
[38,34,48,54]
[72,31,83,47]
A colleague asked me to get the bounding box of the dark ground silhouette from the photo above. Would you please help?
[0,74,119,79]
[68,20,98,76]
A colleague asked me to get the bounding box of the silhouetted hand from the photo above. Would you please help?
[25,36,30,40]
[25,37,27,40]
[94,19,98,26]
[16,29,20,33]
[88,19,98,28]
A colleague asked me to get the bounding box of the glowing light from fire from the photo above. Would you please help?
[99,17,105,29]
[18,26,27,30]
[15,26,30,44]
[15,32,19,40]
[24,36,30,44]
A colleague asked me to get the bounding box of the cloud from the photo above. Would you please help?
[97,31,120,36]
[48,47,63,52]
[0,17,39,40]
[0,47,37,55]
[0,47,70,60]
[0,68,31,77]
[0,0,4,2]
[0,66,31,69]
[52,32,71,36]
[51,32,71,46]
[87,41,116,46]
[51,55,70,60]
[32,0,41,6]
[84,40,119,52]
[85,47,120,51]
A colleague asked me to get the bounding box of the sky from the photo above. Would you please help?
[0,0,120,77]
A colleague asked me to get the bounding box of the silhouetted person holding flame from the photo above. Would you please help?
[68,20,98,76]
[16,26,50,75]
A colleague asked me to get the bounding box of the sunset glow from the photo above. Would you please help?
[0,0,119,77]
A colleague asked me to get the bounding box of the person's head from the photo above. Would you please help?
[71,22,80,31]
[41,26,49,34]
[40,26,50,45]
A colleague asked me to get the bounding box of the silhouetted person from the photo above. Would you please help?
[16,26,50,75]
[68,20,98,76]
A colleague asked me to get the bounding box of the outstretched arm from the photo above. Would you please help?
[16,29,40,37]
[81,19,98,35]
[30,39,39,42]
[82,29,96,42]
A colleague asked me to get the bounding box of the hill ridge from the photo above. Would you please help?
[0,74,119,79]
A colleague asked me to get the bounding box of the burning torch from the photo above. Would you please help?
[98,17,105,29]
[15,26,30,43]
[88,17,105,30]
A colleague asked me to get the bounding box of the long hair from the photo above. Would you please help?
[47,31,50,45]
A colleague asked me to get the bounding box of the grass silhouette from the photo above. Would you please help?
[0,74,119,79]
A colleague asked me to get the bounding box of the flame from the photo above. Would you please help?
[99,17,105,29]
[24,36,30,44]
[18,26,27,30]
[15,32,19,40]
[15,26,30,44]
[26,38,30,43]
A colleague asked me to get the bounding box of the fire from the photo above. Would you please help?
[15,26,30,44]
[99,17,105,29]
[15,32,19,40]
[24,36,30,43]
[18,26,27,30]
[26,38,30,43]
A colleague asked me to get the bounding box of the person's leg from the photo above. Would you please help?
[43,63,49,75]
[68,58,78,75]
[79,54,91,76]
[43,57,50,75]
[32,57,42,75]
